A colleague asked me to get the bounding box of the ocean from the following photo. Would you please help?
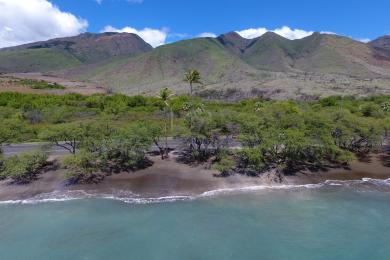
[1,180,390,260]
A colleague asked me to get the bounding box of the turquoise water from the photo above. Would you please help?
[1,189,390,260]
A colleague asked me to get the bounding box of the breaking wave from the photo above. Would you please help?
[1,178,389,205]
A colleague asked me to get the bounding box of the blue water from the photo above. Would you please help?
[1,189,390,260]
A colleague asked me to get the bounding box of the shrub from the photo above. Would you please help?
[22,109,44,124]
[212,152,235,176]
[2,151,48,183]
[359,103,383,118]
[320,96,338,107]
[381,102,390,112]
[62,150,102,184]
[237,147,267,174]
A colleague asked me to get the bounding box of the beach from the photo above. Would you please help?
[1,151,389,203]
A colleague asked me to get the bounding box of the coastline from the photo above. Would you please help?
[1,152,389,203]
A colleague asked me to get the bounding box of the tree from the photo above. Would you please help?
[143,122,165,159]
[156,88,175,158]
[89,125,152,173]
[62,124,154,183]
[184,69,202,96]
[39,123,85,154]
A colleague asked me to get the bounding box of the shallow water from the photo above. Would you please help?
[1,184,390,260]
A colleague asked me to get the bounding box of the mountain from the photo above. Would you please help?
[238,32,297,71]
[1,31,390,99]
[216,32,252,55]
[61,37,261,94]
[216,32,390,77]
[0,32,152,73]
[369,36,390,59]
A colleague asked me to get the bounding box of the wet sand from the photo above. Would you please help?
[284,152,390,185]
[0,153,389,201]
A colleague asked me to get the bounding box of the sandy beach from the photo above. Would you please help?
[0,151,389,202]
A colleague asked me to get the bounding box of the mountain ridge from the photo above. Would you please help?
[0,32,152,73]
[1,31,390,99]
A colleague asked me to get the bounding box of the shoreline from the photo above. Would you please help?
[1,152,389,202]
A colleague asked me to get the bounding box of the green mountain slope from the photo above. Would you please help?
[218,32,389,77]
[0,32,152,73]
[2,31,390,99]
[0,48,82,73]
[292,33,390,77]
[240,32,296,71]
[64,37,261,94]
[57,32,390,97]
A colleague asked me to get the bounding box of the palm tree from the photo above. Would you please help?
[156,88,175,158]
[184,69,202,96]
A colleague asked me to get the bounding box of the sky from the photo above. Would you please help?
[0,0,389,48]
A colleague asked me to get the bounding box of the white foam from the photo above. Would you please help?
[1,178,389,205]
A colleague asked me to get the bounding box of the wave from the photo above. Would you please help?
[1,178,389,205]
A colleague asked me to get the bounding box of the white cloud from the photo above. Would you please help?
[236,26,313,40]
[320,31,337,35]
[101,25,167,47]
[356,38,370,43]
[236,27,372,43]
[197,32,217,38]
[95,0,103,4]
[0,0,88,48]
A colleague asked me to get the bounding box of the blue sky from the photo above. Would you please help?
[52,0,389,40]
[0,0,389,48]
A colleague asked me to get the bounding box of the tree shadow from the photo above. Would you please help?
[379,154,390,168]
[175,150,210,166]
[7,160,59,185]
[356,153,372,163]
[281,161,350,176]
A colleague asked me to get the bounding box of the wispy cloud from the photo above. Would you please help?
[197,32,217,38]
[356,38,370,43]
[101,25,167,47]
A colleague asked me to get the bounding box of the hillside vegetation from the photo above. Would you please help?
[59,32,390,98]
[1,32,390,99]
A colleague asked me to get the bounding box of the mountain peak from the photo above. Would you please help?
[261,31,281,38]
[370,35,390,47]
[217,31,252,54]
[218,31,244,39]
[369,35,390,59]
